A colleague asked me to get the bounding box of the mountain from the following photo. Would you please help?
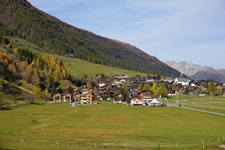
[165,61,225,83]
[0,0,180,77]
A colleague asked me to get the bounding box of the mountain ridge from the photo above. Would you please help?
[0,0,180,77]
[165,61,225,82]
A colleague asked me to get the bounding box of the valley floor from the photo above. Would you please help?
[0,102,225,149]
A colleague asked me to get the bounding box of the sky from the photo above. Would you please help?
[27,0,225,69]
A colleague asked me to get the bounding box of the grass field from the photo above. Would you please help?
[168,95,225,114]
[0,102,225,150]
[53,54,147,78]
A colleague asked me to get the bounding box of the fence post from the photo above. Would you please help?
[201,138,204,149]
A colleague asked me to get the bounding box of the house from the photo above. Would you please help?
[74,93,82,101]
[53,93,61,102]
[223,89,225,97]
[163,77,174,83]
[174,78,190,86]
[80,93,92,104]
[62,94,72,102]
[138,91,154,104]
[114,94,124,104]
[130,97,145,106]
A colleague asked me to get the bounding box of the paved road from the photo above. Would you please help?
[166,103,225,117]
[180,106,225,117]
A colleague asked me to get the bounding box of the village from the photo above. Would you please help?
[53,74,225,106]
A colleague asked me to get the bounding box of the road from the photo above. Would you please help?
[180,106,225,117]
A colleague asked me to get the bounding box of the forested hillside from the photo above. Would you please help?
[0,0,180,77]
[0,35,81,101]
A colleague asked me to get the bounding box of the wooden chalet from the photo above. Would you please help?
[62,94,72,102]
[53,93,61,102]
[80,93,92,104]
[130,97,145,106]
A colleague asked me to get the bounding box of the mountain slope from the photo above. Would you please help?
[0,0,180,77]
[165,61,225,82]
[164,61,203,77]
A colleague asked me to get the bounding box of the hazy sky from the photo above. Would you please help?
[28,0,225,69]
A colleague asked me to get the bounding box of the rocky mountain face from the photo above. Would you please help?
[164,61,225,83]
[0,0,180,77]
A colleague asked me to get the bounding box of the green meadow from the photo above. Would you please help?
[168,95,225,114]
[52,54,147,77]
[0,102,225,150]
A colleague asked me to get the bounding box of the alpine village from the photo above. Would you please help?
[0,0,225,150]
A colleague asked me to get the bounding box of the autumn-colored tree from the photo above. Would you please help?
[122,82,128,93]
[208,81,214,95]
[0,79,3,92]
[49,57,57,69]
[86,81,91,89]
[0,52,13,64]
[216,85,222,96]
[150,82,157,93]
[33,87,42,98]
[8,64,17,75]
[93,88,98,95]
[42,88,50,101]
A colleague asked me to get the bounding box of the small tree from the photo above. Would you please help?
[0,79,3,92]
[4,37,10,45]
[86,81,91,89]
[122,82,128,93]
[216,85,222,96]
[33,87,42,99]
[42,89,50,102]
[150,82,157,93]
[208,81,214,95]
[156,84,168,98]
[67,86,73,94]
[138,83,144,92]
[143,83,150,91]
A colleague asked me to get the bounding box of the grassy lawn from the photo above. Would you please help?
[0,102,225,149]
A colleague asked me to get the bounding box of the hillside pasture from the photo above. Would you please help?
[9,36,147,77]
[51,54,147,78]
[0,102,225,149]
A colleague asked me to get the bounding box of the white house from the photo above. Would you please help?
[130,97,145,106]
[174,78,190,86]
